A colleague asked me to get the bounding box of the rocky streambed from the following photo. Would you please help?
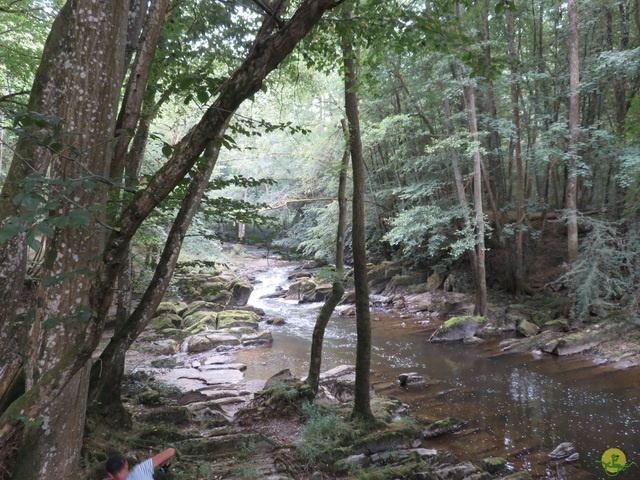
[86,249,640,480]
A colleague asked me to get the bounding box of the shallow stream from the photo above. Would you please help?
[234,263,640,479]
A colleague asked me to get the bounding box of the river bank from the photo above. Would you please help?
[84,247,640,479]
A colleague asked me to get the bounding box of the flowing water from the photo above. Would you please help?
[234,263,640,479]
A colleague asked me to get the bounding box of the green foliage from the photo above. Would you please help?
[295,402,354,469]
[0,172,100,250]
[383,204,474,267]
[557,216,640,322]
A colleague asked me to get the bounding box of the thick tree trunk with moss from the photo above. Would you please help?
[343,30,375,424]
[5,2,130,478]
[306,119,349,394]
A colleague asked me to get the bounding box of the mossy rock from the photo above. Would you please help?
[421,417,466,438]
[204,333,241,348]
[136,339,177,355]
[182,300,225,318]
[425,271,443,291]
[203,289,232,306]
[286,278,318,302]
[183,311,218,330]
[479,456,507,474]
[227,326,259,335]
[516,319,540,337]
[354,426,417,455]
[185,334,214,353]
[217,310,259,329]
[154,301,180,317]
[429,316,488,343]
[229,280,253,306]
[241,330,273,346]
[178,433,257,456]
[150,313,182,333]
[543,318,570,332]
[150,357,178,369]
[137,405,194,426]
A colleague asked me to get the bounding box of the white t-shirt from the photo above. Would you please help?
[127,458,154,480]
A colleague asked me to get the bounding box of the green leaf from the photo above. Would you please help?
[196,89,209,104]
[162,144,174,158]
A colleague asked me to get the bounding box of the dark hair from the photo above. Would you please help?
[106,454,127,474]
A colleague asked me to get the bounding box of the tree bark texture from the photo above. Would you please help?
[4,1,130,478]
[343,29,375,424]
[306,118,349,394]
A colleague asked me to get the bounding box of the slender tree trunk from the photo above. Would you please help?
[479,0,505,207]
[466,83,488,316]
[437,76,478,281]
[567,0,580,264]
[89,124,229,424]
[506,10,526,295]
[110,0,169,181]
[305,119,349,394]
[343,20,375,424]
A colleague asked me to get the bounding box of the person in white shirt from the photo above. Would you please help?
[106,447,175,480]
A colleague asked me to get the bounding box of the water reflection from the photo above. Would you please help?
[236,264,640,479]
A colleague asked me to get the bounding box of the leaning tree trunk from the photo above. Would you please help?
[88,126,229,424]
[0,0,345,466]
[342,22,375,425]
[306,118,350,394]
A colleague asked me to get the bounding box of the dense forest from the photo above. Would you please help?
[0,0,639,478]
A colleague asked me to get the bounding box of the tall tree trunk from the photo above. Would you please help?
[567,0,580,264]
[6,2,130,478]
[479,0,505,207]
[506,9,526,295]
[110,0,169,181]
[89,125,229,424]
[0,0,345,463]
[466,83,488,316]
[342,18,375,425]
[305,119,349,394]
[437,75,478,281]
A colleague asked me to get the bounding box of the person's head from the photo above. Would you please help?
[106,453,129,480]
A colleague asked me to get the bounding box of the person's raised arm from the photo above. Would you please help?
[152,448,175,468]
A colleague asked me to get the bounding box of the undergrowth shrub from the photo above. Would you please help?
[557,216,639,322]
[295,402,354,470]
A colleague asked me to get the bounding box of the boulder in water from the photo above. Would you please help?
[548,442,576,459]
[429,316,488,343]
